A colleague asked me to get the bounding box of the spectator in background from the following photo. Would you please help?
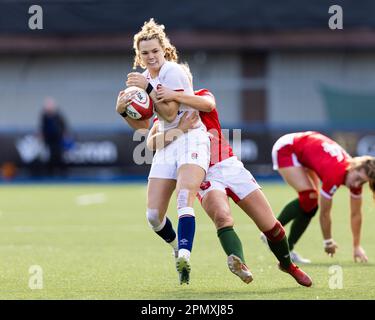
[40,97,67,177]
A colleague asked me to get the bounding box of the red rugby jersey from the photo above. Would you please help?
[292,131,361,199]
[153,89,234,167]
[194,89,234,167]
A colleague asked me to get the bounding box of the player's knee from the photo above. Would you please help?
[213,210,233,229]
[146,208,165,231]
[263,221,286,243]
[298,189,318,213]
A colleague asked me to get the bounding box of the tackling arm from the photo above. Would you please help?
[156,86,215,112]
[149,90,179,123]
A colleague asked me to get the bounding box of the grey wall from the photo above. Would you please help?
[268,52,375,125]
[0,54,132,130]
[0,52,242,130]
[3,51,375,130]
[187,52,242,126]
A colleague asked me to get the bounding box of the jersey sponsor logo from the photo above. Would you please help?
[177,110,184,116]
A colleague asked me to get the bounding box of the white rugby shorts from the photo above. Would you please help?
[271,133,302,170]
[148,127,210,180]
[197,156,260,203]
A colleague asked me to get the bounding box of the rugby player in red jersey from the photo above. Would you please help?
[271,131,375,263]
[147,85,313,287]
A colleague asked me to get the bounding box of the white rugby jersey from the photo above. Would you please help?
[143,61,204,132]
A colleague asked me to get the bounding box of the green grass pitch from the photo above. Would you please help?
[0,182,374,299]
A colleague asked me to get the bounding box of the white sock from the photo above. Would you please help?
[178,248,191,260]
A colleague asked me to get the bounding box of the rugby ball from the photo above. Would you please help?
[125,86,154,120]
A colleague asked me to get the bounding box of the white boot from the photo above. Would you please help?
[290,251,311,264]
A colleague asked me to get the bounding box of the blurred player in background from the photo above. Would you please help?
[146,83,313,287]
[40,97,67,177]
[116,19,210,285]
[270,131,375,263]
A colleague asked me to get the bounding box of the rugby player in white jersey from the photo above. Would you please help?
[116,18,210,285]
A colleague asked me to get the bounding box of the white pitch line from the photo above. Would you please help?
[75,193,107,206]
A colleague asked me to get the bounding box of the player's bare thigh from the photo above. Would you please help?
[236,189,277,232]
[201,190,233,229]
[147,178,176,221]
[305,168,319,190]
[278,166,316,192]
[176,164,206,208]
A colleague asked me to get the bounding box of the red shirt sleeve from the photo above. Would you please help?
[321,175,341,199]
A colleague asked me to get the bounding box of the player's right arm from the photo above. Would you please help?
[149,89,179,123]
[146,112,199,151]
[156,86,215,112]
[319,195,338,257]
[116,90,150,130]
